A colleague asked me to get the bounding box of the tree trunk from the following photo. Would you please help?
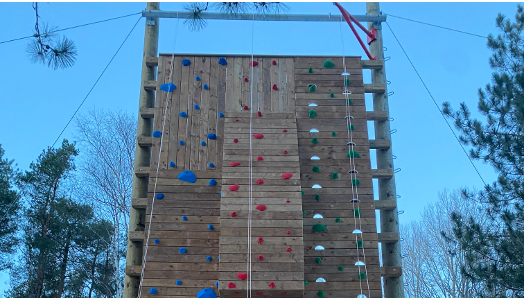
[88,243,99,298]
[57,230,72,298]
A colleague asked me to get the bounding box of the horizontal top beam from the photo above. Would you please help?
[141,10,386,23]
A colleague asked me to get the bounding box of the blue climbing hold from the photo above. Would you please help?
[201,141,206,146]
[153,131,162,138]
[179,247,187,253]
[209,179,217,186]
[215,281,219,287]
[207,133,217,140]
[197,288,218,298]
[208,224,214,230]
[150,288,158,294]
[156,193,164,200]
[170,161,175,167]
[154,239,160,244]
[178,171,197,183]
[196,76,201,81]
[179,140,185,146]
[180,111,188,118]
[182,59,191,66]
[209,163,215,168]
[195,104,200,110]
[206,256,212,261]
[219,112,224,117]
[176,280,182,285]
[182,216,188,221]
[160,82,176,92]
[203,84,209,90]
[218,57,227,66]
[217,256,219,260]
[219,191,222,196]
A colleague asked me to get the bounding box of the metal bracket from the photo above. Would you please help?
[146,17,155,26]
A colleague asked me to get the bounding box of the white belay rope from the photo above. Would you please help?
[137,16,180,298]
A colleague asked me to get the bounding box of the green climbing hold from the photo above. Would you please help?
[301,191,304,196]
[315,257,322,264]
[344,78,351,86]
[348,124,355,131]
[358,273,367,280]
[315,194,321,201]
[357,239,363,248]
[308,67,313,73]
[304,280,308,286]
[309,85,316,92]
[312,166,320,172]
[330,93,335,98]
[332,132,336,137]
[312,223,327,232]
[346,98,352,105]
[317,290,325,298]
[335,218,341,223]
[338,266,344,271]
[347,150,360,158]
[303,210,306,216]
[309,109,317,118]
[332,172,338,179]
[323,60,335,68]
[352,178,361,187]
[354,209,360,216]
[312,137,318,144]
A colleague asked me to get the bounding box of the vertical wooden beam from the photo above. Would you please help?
[366,3,405,298]
[124,2,159,298]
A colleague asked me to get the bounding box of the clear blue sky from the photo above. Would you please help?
[0,1,517,293]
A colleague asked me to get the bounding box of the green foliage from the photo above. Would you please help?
[441,6,524,296]
[0,144,20,269]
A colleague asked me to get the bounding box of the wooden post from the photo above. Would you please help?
[366,2,405,298]
[123,2,159,298]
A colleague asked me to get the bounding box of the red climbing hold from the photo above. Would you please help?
[286,231,290,234]
[286,200,290,203]
[234,292,238,295]
[257,179,264,185]
[230,161,241,167]
[235,119,239,122]
[282,173,293,180]
[231,211,237,217]
[286,247,292,252]
[256,204,267,211]
[243,105,249,110]
[229,185,240,191]
[283,292,287,295]
[257,111,262,117]
[272,84,278,91]
[258,255,264,261]
[233,139,238,143]
[253,133,264,139]
[244,77,249,82]
[272,60,277,65]
[257,292,262,296]
[256,156,264,161]
[269,282,275,289]
[283,129,287,132]
[258,237,264,244]
[228,282,236,289]
[237,273,248,280]
[283,150,288,154]
[250,61,259,67]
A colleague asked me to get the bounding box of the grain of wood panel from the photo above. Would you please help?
[270,57,279,111]
[295,92,364,100]
[143,278,217,287]
[220,262,303,272]
[220,219,302,228]
[294,67,362,75]
[150,178,222,186]
[145,270,218,279]
[207,57,219,169]
[225,57,234,111]
[148,185,221,194]
[145,238,219,247]
[296,78,364,88]
[303,290,383,298]
[176,56,191,170]
[304,248,379,257]
[146,215,219,223]
[220,245,305,254]
[167,56,182,169]
[294,57,362,69]
[219,236,303,245]
[220,271,303,281]
[232,57,243,112]
[149,222,221,232]
[241,57,250,109]
[150,56,165,171]
[219,228,303,237]
[219,252,304,263]
[198,57,211,170]
[147,230,220,239]
[216,58,227,169]
[220,197,301,205]
[278,57,288,112]
[220,210,303,220]
[287,58,295,112]
[295,105,365,114]
[218,281,303,290]
[260,57,271,111]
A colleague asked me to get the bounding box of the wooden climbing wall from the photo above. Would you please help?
[136,54,391,298]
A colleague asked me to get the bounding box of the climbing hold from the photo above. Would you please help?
[235,119,239,122]
[311,137,318,144]
[282,173,293,180]
[286,247,292,252]
[215,281,219,287]
[312,166,320,172]
[358,273,367,280]
[231,211,237,217]
[228,282,236,289]
[253,133,264,139]
[179,247,187,253]
[258,255,263,261]
[314,245,324,250]
[219,112,224,117]
[233,139,238,143]
[237,273,248,280]
[283,129,288,132]
[183,216,188,221]
[153,131,162,138]
[208,224,214,230]
[203,84,209,90]
[309,85,316,92]
[176,280,182,285]
[354,209,360,216]
[272,60,277,65]
[244,77,249,82]
[332,132,336,137]
[283,292,287,296]
[257,111,262,117]
[180,111,188,117]
[182,59,191,66]
[273,84,278,91]
[249,61,258,67]
[207,133,217,140]
[195,104,200,110]
[258,237,264,244]
[257,292,262,296]
[332,172,339,179]
[347,98,352,105]
[209,179,217,186]
[230,161,241,167]
[338,266,344,271]
[283,150,288,154]
[309,110,317,118]
[312,223,327,232]
[344,78,351,86]
[179,140,185,146]
[219,191,222,196]
[286,200,290,203]
[315,194,321,201]
[160,82,176,92]
[243,105,249,110]
[178,171,197,183]
[286,230,290,234]
[154,239,160,244]
[218,57,227,66]
[256,179,264,185]
[357,239,363,248]
[256,156,263,161]
[256,204,267,211]
[352,178,360,187]
[348,124,355,131]
[308,67,313,73]
[150,288,157,294]
[335,218,341,223]
[269,282,275,289]
[201,141,207,146]
[304,281,308,286]
[198,288,218,298]
[206,256,212,261]
[330,93,335,98]
[229,185,240,191]
[317,291,325,298]
[323,60,335,68]
[301,191,304,196]
[347,150,360,158]
[234,292,238,295]
[156,193,164,200]
[170,161,176,167]
[196,76,201,81]
[315,257,322,264]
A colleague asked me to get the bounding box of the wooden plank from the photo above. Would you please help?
[287,57,295,112]
[295,74,364,81]
[241,57,250,109]
[145,271,218,279]
[145,56,158,67]
[219,271,302,281]
[232,57,243,112]
[199,57,211,170]
[261,57,271,111]
[167,56,182,169]
[225,56,234,111]
[296,78,364,87]
[293,57,362,69]
[278,57,287,112]
[207,57,219,170]
[220,219,302,228]
[361,59,384,69]
[294,67,362,75]
[216,61,226,169]
[146,215,219,224]
[176,56,191,170]
[374,200,397,210]
[219,252,304,263]
[270,56,279,111]
[143,80,157,91]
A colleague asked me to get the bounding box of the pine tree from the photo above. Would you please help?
[442,5,524,297]
[0,144,20,270]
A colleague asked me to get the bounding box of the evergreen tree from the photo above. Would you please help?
[0,144,20,270]
[442,5,524,297]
